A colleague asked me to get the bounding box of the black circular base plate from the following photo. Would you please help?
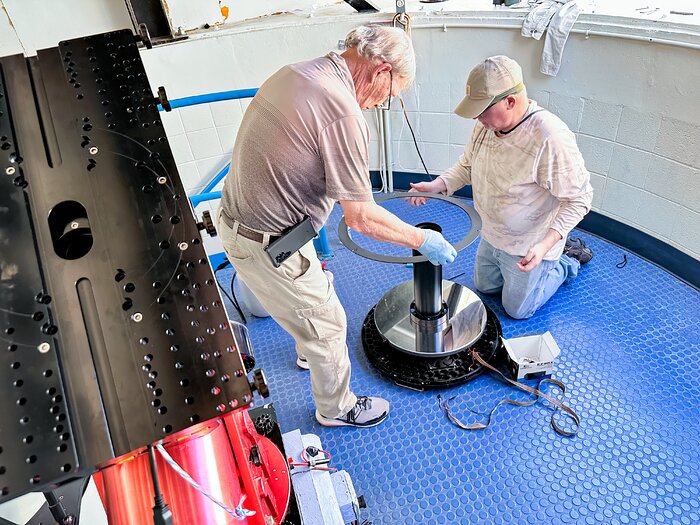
[362,303,503,390]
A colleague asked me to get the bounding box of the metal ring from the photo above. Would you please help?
[338,192,481,264]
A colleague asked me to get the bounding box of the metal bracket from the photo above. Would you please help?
[196,210,217,237]
[156,86,171,112]
[138,23,152,49]
[396,0,406,14]
[250,369,270,399]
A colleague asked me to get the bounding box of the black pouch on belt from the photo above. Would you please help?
[264,216,317,268]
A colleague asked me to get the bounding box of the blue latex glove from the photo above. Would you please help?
[417,230,457,266]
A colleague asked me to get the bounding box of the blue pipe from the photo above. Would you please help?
[314,225,333,261]
[189,191,333,259]
[159,88,259,111]
[189,191,221,207]
[169,87,333,259]
[201,163,230,194]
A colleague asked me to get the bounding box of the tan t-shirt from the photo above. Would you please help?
[440,102,593,260]
[221,53,373,233]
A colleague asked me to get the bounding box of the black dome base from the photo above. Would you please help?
[362,303,503,390]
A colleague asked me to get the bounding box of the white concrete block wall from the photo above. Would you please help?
[146,16,700,261]
[157,99,249,256]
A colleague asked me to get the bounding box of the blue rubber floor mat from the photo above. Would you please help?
[218,198,700,525]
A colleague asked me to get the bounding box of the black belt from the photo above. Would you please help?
[236,224,279,244]
[220,212,279,243]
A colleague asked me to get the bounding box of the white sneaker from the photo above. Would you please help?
[296,356,310,370]
[315,396,390,428]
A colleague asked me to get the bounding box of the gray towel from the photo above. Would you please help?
[522,0,582,76]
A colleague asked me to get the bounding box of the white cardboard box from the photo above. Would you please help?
[502,331,561,380]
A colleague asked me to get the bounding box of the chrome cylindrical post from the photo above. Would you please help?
[411,223,446,354]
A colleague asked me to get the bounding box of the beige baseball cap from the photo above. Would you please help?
[454,55,524,119]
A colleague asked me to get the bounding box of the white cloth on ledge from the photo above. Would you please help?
[522,0,583,76]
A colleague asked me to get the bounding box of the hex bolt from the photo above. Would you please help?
[178,242,188,251]
[5,166,16,175]
[131,312,143,322]
[157,176,167,184]
[88,146,99,155]
[70,221,80,230]
[38,342,51,354]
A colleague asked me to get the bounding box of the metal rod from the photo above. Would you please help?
[412,223,443,316]
[411,223,446,354]
[381,106,394,193]
[412,22,700,51]
[376,107,387,191]
[413,255,442,315]
[43,490,73,524]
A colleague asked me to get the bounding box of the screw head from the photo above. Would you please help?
[131,312,143,322]
[5,166,16,175]
[178,242,188,251]
[38,342,51,353]
[70,221,80,230]
[88,146,98,155]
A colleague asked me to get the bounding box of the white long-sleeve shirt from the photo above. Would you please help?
[440,102,593,260]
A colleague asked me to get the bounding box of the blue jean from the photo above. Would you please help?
[474,238,580,320]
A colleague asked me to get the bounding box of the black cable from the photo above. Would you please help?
[229,272,247,324]
[616,254,628,269]
[213,260,247,324]
[400,97,433,180]
[148,445,173,525]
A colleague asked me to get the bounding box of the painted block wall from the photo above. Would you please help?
[143,17,700,261]
[141,20,362,256]
[0,2,696,260]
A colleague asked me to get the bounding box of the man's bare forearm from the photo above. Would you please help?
[341,200,425,249]
[540,228,563,250]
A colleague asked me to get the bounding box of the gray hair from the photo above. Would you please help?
[344,25,416,83]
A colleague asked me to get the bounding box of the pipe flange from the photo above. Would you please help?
[338,192,481,264]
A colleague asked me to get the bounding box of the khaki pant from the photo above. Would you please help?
[217,210,357,418]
